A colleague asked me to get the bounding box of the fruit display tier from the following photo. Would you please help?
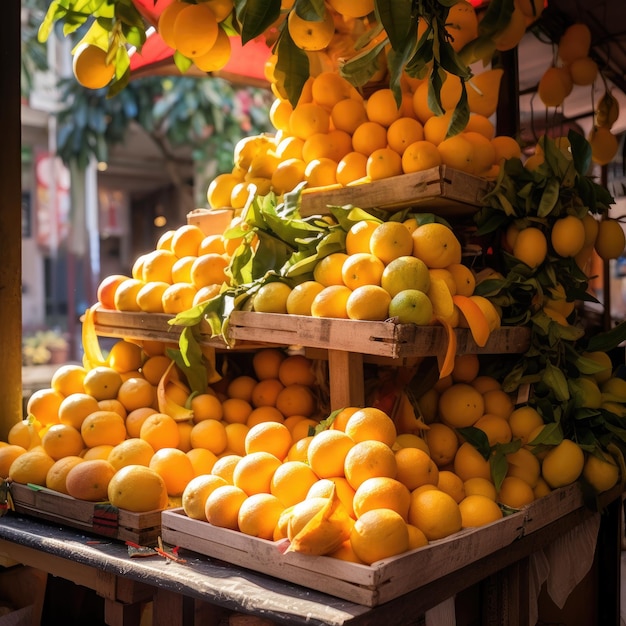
[161,481,619,607]
[93,307,530,409]
[298,166,492,217]
[7,481,161,545]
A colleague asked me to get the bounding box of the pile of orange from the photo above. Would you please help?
[0,343,327,513]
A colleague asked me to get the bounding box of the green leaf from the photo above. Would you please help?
[569,130,592,176]
[489,449,508,492]
[237,0,281,43]
[477,0,516,39]
[274,27,310,106]
[542,362,570,402]
[537,177,560,217]
[456,427,491,459]
[340,38,389,88]
[586,321,626,352]
[375,0,415,50]
[175,327,209,395]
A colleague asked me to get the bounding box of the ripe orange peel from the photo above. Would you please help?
[157,360,194,422]
[452,294,491,347]
[285,485,353,556]
[82,304,107,369]
[435,316,457,379]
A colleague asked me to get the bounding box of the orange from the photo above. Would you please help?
[97,274,129,309]
[58,393,100,430]
[221,397,253,424]
[387,117,424,156]
[459,494,503,527]
[286,281,326,316]
[238,493,285,540]
[352,121,388,156]
[506,447,541,488]
[81,410,126,448]
[540,439,585,489]
[252,282,292,314]
[108,464,169,512]
[558,23,591,64]
[224,423,249,456]
[193,284,222,306]
[313,253,349,287]
[497,476,535,509]
[353,476,411,521]
[311,71,352,110]
[423,422,459,467]
[205,484,248,529]
[307,430,355,478]
[336,151,368,186]
[401,140,443,174]
[149,447,195,496]
[107,437,154,471]
[450,352,479,383]
[189,419,227,455]
[344,407,397,447]
[250,377,283,408]
[189,253,229,289]
[438,383,484,428]
[51,364,87,397]
[140,355,172,387]
[83,366,124,401]
[538,66,573,108]
[346,285,391,321]
[275,384,316,418]
[26,388,64,426]
[303,130,351,164]
[65,458,116,501]
[97,398,128,418]
[187,447,218,476]
[172,3,219,58]
[595,218,626,260]
[394,446,439,491]
[304,158,338,188]
[269,97,294,132]
[232,451,282,496]
[41,423,84,460]
[437,470,466,503]
[171,257,195,284]
[288,102,331,139]
[412,222,462,269]
[157,1,188,48]
[474,414,512,446]
[45,455,84,494]
[106,340,144,374]
[82,444,114,461]
[270,158,306,194]
[287,9,334,52]
[198,234,227,256]
[453,441,492,482]
[341,252,385,289]
[72,43,114,90]
[139,412,180,451]
[244,422,292,460]
[181,474,228,521]
[482,388,515,419]
[408,487,462,540]
[287,436,314,462]
[113,278,144,312]
[125,406,157,439]
[8,447,55,486]
[270,460,319,508]
[464,476,497,501]
[350,509,410,565]
[161,282,197,314]
[346,220,380,255]
[344,440,398,490]
[310,285,352,319]
[211,453,242,484]
[331,99,368,135]
[330,406,360,432]
[116,377,157,413]
[365,89,401,128]
[191,393,223,422]
[369,221,414,264]
[252,348,286,380]
[508,405,544,444]
[0,445,27,478]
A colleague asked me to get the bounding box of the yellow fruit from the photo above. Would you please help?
[305,157,338,188]
[408,488,462,540]
[26,388,64,426]
[141,412,181,451]
[569,56,598,86]
[482,389,514,419]
[437,470,466,503]
[423,422,459,467]
[331,99,368,135]
[45,455,84,494]
[107,438,154,471]
[558,23,591,63]
[327,0,374,19]
[497,475,535,509]
[205,484,248,529]
[387,117,424,155]
[344,440,398,490]
[238,493,285,540]
[551,215,586,258]
[541,439,585,488]
[72,44,115,90]
[445,0,478,52]
[81,410,126,448]
[182,474,228,521]
[41,423,84,460]
[192,25,232,72]
[438,383,484,428]
[0,445,27,478]
[493,4,526,51]
[582,453,620,493]
[344,407,397,447]
[337,151,369,186]
[108,464,168,512]
[453,441,492,482]
[594,218,626,260]
[346,220,380,255]
[411,223,462,269]
[310,284,352,318]
[508,405,544,445]
[275,384,317,418]
[366,89,401,128]
[189,419,227,455]
[345,285,391,321]
[271,158,306,194]
[270,460,319,507]
[191,393,224,422]
[116,377,157,413]
[83,366,123,401]
[538,66,573,107]
[459,494,503,527]
[286,281,325,316]
[369,221,414,265]
[313,252,349,287]
[172,3,219,58]
[350,508,410,564]
[512,226,547,268]
[506,447,541,487]
[287,9,335,51]
[252,348,286,381]
[253,282,293,313]
[307,430,355,478]
[232,451,282,496]
[352,121,388,156]
[65,458,116,501]
[463,476,497,501]
[474,414,512,446]
[353,476,411,521]
[245,422,293,460]
[394,446,439,491]
[149,447,196,497]
[51,364,87,396]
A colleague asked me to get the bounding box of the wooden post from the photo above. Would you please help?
[0,2,23,439]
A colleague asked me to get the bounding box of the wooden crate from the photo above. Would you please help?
[298,166,492,217]
[8,482,162,546]
[93,308,530,360]
[161,483,586,607]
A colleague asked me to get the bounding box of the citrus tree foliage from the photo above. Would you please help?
[21,0,50,98]
[39,0,518,135]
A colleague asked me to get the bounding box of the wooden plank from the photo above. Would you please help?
[328,350,365,409]
[298,166,491,217]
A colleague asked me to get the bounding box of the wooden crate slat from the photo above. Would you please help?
[161,483,587,607]
[298,166,491,217]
